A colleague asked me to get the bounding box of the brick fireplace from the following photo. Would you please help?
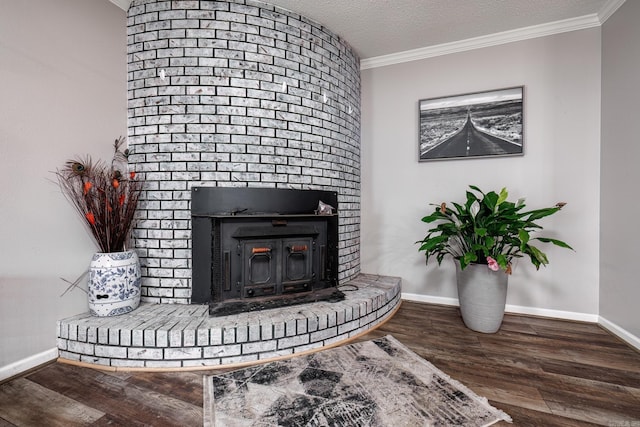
[127,0,361,304]
[55,0,403,370]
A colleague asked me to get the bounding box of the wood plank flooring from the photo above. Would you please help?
[1,301,639,426]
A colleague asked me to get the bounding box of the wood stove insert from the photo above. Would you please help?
[191,187,343,316]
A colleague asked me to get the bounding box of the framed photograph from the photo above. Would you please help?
[418,86,524,161]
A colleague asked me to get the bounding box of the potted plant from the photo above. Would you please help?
[55,137,143,316]
[417,185,572,333]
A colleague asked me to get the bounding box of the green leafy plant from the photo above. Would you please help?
[417,185,573,273]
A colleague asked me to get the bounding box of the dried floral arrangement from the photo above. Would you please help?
[55,137,142,253]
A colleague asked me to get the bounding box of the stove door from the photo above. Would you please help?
[241,240,278,298]
[282,238,314,294]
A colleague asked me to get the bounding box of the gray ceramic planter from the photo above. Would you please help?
[455,263,508,333]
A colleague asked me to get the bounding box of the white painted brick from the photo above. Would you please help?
[327,311,337,328]
[67,324,78,341]
[98,328,109,345]
[143,329,156,347]
[272,321,285,339]
[128,347,164,360]
[277,334,309,349]
[222,326,236,344]
[196,329,209,346]
[111,358,146,368]
[95,345,128,359]
[344,306,354,322]
[210,328,223,345]
[296,318,308,334]
[56,320,69,338]
[58,350,80,361]
[169,329,182,347]
[242,340,277,354]
[184,329,196,346]
[132,329,144,347]
[323,333,350,346]
[56,277,400,368]
[260,323,274,340]
[337,319,360,335]
[56,338,68,351]
[203,344,242,358]
[68,341,95,355]
[80,355,111,366]
[108,329,120,345]
[360,312,377,326]
[247,323,261,341]
[155,329,169,347]
[86,327,98,343]
[294,342,324,353]
[129,0,362,300]
[317,313,328,330]
[182,358,222,368]
[310,327,337,342]
[164,347,202,359]
[284,319,297,337]
[221,354,260,364]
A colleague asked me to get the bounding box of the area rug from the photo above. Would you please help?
[203,335,511,426]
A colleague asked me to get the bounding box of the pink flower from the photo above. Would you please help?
[487,256,499,271]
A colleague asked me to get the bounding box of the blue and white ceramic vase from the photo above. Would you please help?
[88,250,141,316]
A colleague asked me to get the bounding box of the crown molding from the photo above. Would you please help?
[109,0,130,11]
[109,0,624,69]
[598,0,626,23]
[361,13,601,70]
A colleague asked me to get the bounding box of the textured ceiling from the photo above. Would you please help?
[115,0,620,60]
[265,0,612,59]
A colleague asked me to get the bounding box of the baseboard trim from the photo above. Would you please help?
[401,293,599,323]
[401,292,459,307]
[504,304,599,323]
[598,316,640,351]
[0,348,58,383]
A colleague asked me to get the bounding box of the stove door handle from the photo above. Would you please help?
[252,247,272,254]
[288,245,308,253]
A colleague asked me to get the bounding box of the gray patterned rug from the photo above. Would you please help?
[203,335,511,426]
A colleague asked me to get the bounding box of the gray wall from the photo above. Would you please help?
[361,28,602,318]
[600,0,640,339]
[0,0,126,369]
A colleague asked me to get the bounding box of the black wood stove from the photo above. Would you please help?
[191,187,343,316]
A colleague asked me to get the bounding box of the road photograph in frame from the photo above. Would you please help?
[418,86,524,161]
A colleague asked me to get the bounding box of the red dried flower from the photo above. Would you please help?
[85,212,96,225]
[83,181,92,195]
[130,171,136,179]
[112,179,120,188]
[119,194,126,206]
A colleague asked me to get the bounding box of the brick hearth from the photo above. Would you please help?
[56,275,400,370]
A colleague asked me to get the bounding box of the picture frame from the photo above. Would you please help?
[418,86,524,162]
